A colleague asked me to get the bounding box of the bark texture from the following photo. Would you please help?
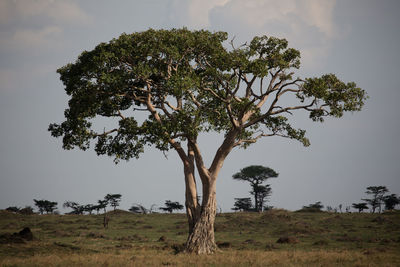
[185,180,218,254]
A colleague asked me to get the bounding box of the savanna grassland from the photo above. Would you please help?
[0,209,399,266]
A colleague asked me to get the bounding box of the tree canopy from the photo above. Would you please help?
[49,28,366,163]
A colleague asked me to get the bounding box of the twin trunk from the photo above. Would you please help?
[182,130,239,254]
[185,179,217,254]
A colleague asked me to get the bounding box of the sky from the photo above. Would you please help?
[0,0,399,213]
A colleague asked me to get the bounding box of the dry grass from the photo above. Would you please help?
[1,210,399,266]
[1,249,399,266]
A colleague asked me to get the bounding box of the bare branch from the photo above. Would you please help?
[94,128,118,137]
[188,139,210,181]
[117,110,126,120]
[188,91,202,108]
[233,132,273,147]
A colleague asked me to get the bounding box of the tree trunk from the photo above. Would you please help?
[183,145,201,235]
[185,179,217,254]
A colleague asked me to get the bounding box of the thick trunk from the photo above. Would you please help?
[185,179,217,254]
[184,129,239,254]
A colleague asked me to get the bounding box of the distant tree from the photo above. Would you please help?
[232,198,252,212]
[160,200,184,213]
[44,201,58,214]
[345,206,351,213]
[326,206,333,212]
[301,201,324,212]
[352,203,368,213]
[383,194,400,210]
[84,204,96,215]
[33,199,45,214]
[129,204,148,214]
[129,205,142,214]
[233,165,278,212]
[97,199,108,214]
[338,204,343,213]
[20,206,34,215]
[105,194,122,211]
[63,201,84,215]
[34,199,58,214]
[6,206,20,213]
[149,204,158,213]
[363,186,388,213]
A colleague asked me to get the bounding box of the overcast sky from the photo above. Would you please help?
[0,0,399,213]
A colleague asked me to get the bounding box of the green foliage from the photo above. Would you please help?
[49,28,367,163]
[299,74,367,122]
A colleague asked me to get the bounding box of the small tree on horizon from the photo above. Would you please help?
[97,199,108,214]
[352,202,368,213]
[34,199,58,214]
[232,197,252,212]
[363,186,388,213]
[105,194,122,211]
[160,200,184,213]
[233,165,277,212]
[383,194,400,210]
[302,201,324,212]
[63,201,84,214]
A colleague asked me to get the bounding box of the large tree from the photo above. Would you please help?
[49,28,367,253]
[233,165,278,212]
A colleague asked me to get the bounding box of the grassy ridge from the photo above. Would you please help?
[0,209,399,266]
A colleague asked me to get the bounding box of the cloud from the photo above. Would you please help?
[186,0,230,28]
[210,0,336,38]
[207,0,338,69]
[12,26,62,47]
[0,0,91,25]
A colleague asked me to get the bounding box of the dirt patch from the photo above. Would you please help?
[313,239,329,246]
[276,236,299,244]
[158,236,167,242]
[86,232,106,239]
[216,241,231,248]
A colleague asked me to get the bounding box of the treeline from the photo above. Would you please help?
[298,186,399,213]
[5,195,185,216]
[5,165,399,215]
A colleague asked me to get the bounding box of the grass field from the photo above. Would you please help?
[0,209,399,266]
